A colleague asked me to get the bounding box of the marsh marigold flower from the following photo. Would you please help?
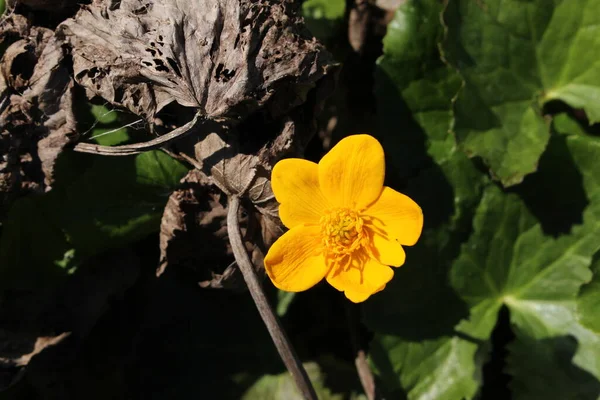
[264,134,423,302]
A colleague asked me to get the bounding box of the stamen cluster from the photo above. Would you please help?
[320,209,369,270]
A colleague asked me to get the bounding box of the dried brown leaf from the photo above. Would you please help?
[158,169,281,289]
[0,14,76,214]
[0,0,89,214]
[0,331,70,368]
[60,0,333,121]
[195,131,259,196]
[0,13,31,41]
[0,0,337,284]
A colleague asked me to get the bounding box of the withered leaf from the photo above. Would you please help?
[0,331,70,368]
[195,131,259,196]
[1,0,337,290]
[158,169,280,289]
[0,17,76,216]
[60,0,333,122]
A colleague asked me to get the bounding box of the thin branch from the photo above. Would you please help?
[355,350,376,400]
[346,303,376,400]
[161,149,204,171]
[72,111,204,156]
[227,196,317,400]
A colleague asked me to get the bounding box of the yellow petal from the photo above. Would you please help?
[365,186,423,246]
[344,290,371,303]
[264,225,329,292]
[271,159,331,228]
[345,284,387,303]
[326,257,393,302]
[318,134,385,210]
[370,232,406,267]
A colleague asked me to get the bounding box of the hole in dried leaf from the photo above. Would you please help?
[11,48,37,84]
[166,57,181,78]
[132,3,152,15]
[214,63,235,82]
[109,0,121,11]
[153,59,169,73]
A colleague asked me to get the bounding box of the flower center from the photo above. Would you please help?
[320,208,366,257]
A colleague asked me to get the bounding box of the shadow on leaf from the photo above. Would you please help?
[509,335,600,399]
[511,133,588,237]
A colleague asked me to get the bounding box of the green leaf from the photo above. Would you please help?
[376,0,463,177]
[85,104,134,146]
[302,0,344,21]
[0,197,72,289]
[460,184,600,399]
[507,335,600,400]
[370,2,600,398]
[577,255,600,334]
[57,150,187,256]
[90,104,119,124]
[302,0,345,43]
[242,363,353,400]
[444,0,600,186]
[370,335,484,400]
[368,1,489,399]
[0,142,188,289]
[448,131,600,398]
[379,144,600,400]
[553,113,590,137]
[276,290,296,317]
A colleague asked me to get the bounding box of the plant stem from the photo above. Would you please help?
[73,111,203,156]
[346,303,376,400]
[227,196,318,400]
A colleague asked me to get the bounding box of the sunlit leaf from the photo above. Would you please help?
[444,0,600,186]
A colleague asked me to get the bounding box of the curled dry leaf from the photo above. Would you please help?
[60,0,334,122]
[160,86,332,282]
[158,169,281,290]
[0,331,70,367]
[75,0,341,280]
[0,14,77,217]
[1,0,336,284]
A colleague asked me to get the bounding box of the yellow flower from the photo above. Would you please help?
[264,134,423,303]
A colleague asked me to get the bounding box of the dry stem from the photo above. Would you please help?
[227,196,317,400]
[73,112,203,156]
[346,303,377,400]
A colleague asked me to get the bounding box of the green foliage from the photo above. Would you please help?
[368,0,600,399]
[578,256,600,333]
[242,362,363,400]
[444,0,600,186]
[0,106,188,289]
[302,0,345,43]
[3,0,600,398]
[277,290,297,316]
[302,0,344,21]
